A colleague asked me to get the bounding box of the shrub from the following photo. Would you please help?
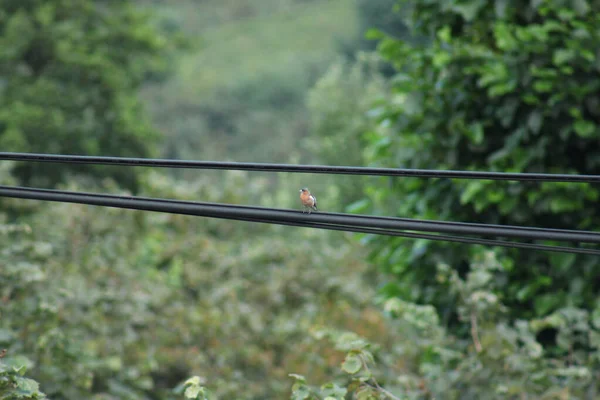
[362,0,600,327]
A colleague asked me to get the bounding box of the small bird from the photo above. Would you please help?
[299,187,317,214]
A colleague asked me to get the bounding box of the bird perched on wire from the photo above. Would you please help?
[299,188,318,214]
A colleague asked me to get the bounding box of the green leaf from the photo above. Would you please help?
[13,365,27,376]
[288,374,307,383]
[460,181,484,205]
[553,48,576,66]
[184,385,202,399]
[341,353,362,374]
[321,382,347,398]
[581,49,595,62]
[523,93,539,104]
[291,385,312,400]
[568,107,582,118]
[574,120,596,138]
[467,122,484,144]
[437,26,451,42]
[183,377,209,400]
[433,51,451,68]
[549,251,577,271]
[550,197,579,213]
[365,28,384,40]
[478,63,508,87]
[489,81,516,97]
[494,23,517,51]
[558,8,576,21]
[516,276,552,301]
[533,80,553,93]
[14,376,40,393]
[356,386,379,400]
[334,332,370,352]
[534,293,564,316]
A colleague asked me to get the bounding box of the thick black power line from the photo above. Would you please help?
[0,185,597,255]
[228,216,600,256]
[1,152,599,182]
[1,186,600,255]
[339,209,600,238]
[6,183,596,239]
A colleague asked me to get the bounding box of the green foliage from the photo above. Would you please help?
[185,251,600,398]
[0,0,177,190]
[363,0,600,325]
[178,376,213,400]
[293,252,600,399]
[0,356,48,400]
[393,252,600,398]
[1,169,399,399]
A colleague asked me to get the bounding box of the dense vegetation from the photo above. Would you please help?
[301,0,600,397]
[364,0,600,323]
[0,0,184,190]
[1,168,402,399]
[2,0,600,399]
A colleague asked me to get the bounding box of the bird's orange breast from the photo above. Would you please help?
[300,192,314,205]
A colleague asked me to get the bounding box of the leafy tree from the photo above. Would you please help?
[0,0,175,191]
[362,0,600,328]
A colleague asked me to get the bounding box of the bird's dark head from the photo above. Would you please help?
[299,188,309,193]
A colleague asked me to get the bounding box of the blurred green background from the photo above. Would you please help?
[2,0,600,399]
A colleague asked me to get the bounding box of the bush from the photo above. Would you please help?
[0,355,48,400]
[0,171,400,399]
[185,251,600,398]
[361,0,600,327]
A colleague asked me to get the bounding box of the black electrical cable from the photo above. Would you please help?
[1,186,600,247]
[227,216,600,256]
[1,152,599,182]
[104,194,600,240]
[5,183,598,239]
[336,210,600,238]
[0,185,597,255]
[0,185,595,255]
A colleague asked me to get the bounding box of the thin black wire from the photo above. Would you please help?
[1,152,599,182]
[1,186,600,252]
